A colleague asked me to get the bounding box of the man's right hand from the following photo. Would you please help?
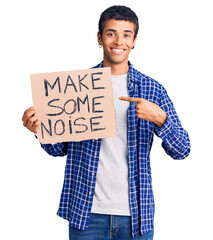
[22,106,41,133]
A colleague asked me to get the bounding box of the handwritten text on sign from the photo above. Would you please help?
[31,67,116,144]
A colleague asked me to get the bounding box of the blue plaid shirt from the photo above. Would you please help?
[41,61,191,238]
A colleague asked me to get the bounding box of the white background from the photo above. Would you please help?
[0,0,212,239]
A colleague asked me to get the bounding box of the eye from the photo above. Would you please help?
[124,34,131,38]
[107,32,115,37]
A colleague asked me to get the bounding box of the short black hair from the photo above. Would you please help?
[98,5,139,40]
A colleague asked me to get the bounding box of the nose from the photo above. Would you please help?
[114,34,123,46]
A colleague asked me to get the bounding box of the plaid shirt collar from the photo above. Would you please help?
[95,61,141,84]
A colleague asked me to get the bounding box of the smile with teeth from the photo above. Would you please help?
[111,48,125,53]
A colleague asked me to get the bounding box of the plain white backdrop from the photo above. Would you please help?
[0,0,212,239]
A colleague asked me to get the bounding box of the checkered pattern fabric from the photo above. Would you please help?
[41,62,191,238]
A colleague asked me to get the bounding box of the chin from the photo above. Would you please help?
[107,56,128,65]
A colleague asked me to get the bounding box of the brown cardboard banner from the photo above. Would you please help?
[31,67,116,144]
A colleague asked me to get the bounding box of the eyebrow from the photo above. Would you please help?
[105,29,133,34]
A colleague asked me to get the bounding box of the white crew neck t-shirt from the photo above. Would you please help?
[91,73,131,216]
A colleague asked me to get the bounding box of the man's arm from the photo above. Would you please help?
[22,106,68,157]
[119,90,191,160]
[153,87,191,159]
[40,142,68,157]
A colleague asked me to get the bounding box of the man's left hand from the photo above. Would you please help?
[119,96,167,128]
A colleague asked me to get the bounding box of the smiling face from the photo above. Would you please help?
[98,19,137,70]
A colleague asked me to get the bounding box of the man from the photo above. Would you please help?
[22,5,191,240]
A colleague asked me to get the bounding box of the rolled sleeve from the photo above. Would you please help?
[154,88,191,160]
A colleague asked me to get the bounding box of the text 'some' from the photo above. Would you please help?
[31,67,116,144]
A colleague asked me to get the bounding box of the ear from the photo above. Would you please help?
[132,34,138,48]
[97,32,103,45]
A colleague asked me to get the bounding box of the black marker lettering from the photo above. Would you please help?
[47,99,64,116]
[77,94,90,113]
[64,99,77,115]
[54,119,65,136]
[41,119,52,138]
[92,96,104,113]
[44,77,61,97]
[78,74,89,91]
[91,72,105,90]
[90,116,105,132]
[64,75,77,94]
[74,117,88,133]
[69,116,72,134]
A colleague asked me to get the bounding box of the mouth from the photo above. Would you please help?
[111,48,125,54]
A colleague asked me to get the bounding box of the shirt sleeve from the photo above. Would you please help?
[154,87,191,160]
[40,142,68,157]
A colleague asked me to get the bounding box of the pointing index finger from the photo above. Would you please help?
[119,96,140,103]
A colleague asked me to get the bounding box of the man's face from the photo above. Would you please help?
[98,19,137,66]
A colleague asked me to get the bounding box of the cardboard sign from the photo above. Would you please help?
[31,67,116,144]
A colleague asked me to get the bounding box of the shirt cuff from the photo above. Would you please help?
[154,115,174,139]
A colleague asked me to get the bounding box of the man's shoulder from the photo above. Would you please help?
[129,63,164,89]
[92,62,103,69]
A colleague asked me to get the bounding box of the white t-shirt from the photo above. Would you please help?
[91,73,131,216]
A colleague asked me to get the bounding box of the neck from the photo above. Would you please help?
[102,59,129,75]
